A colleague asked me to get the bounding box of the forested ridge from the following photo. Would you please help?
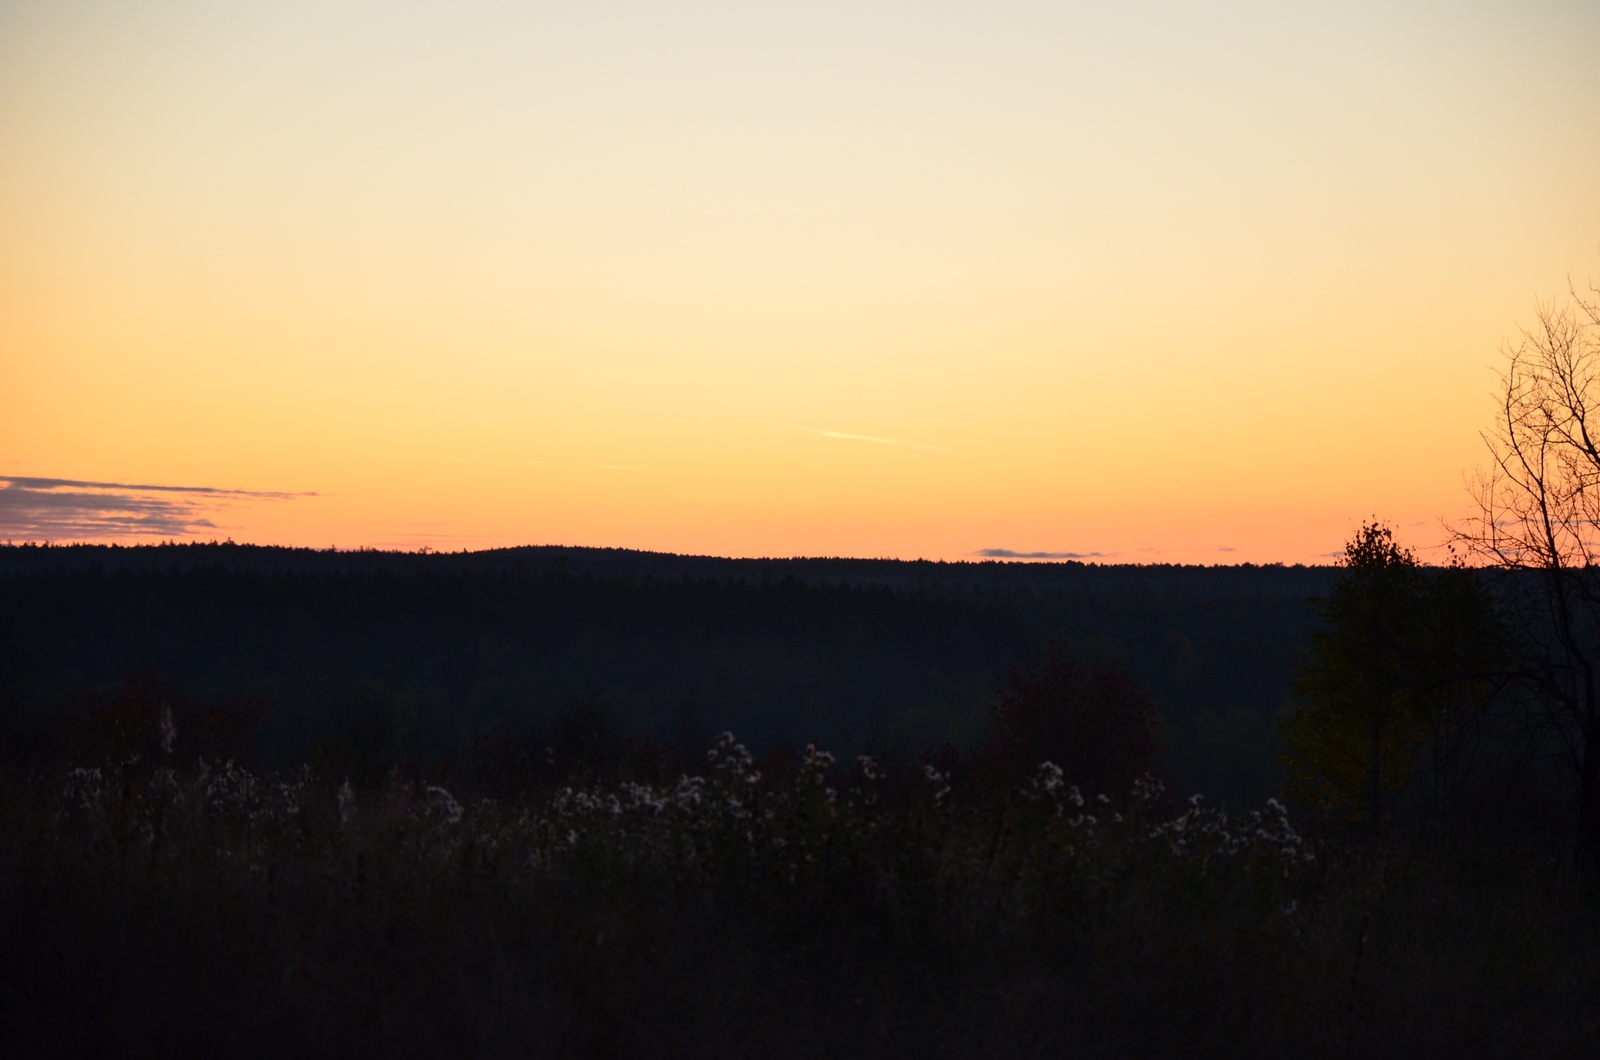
[0,543,1327,804]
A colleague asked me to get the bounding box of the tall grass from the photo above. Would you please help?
[1,738,1595,1058]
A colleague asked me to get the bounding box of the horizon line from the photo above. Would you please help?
[0,538,1331,568]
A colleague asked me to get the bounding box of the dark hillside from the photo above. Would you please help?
[0,541,1331,596]
[0,544,1331,802]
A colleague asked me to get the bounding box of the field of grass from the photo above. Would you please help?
[3,737,1596,1058]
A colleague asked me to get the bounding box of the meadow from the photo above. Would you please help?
[3,728,1597,1057]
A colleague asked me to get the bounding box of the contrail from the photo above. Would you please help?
[776,423,947,452]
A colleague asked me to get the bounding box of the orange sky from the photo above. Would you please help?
[3,1,1598,563]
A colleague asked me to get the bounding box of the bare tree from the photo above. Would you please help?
[1453,272,1600,853]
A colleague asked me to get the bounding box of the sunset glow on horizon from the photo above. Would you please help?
[3,1,1598,563]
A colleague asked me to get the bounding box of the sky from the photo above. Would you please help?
[2,0,1598,563]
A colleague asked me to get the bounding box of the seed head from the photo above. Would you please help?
[158,704,177,756]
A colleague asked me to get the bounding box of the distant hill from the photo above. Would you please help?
[0,543,1335,805]
[0,542,1334,597]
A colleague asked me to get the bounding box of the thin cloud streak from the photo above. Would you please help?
[6,476,316,498]
[975,548,1104,560]
[0,476,313,541]
[776,423,948,452]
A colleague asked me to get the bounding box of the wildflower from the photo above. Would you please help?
[63,767,103,806]
[1132,773,1166,803]
[802,744,836,776]
[857,755,880,781]
[426,785,463,825]
[709,732,760,783]
[153,768,180,803]
[673,775,706,811]
[205,761,260,818]
[338,779,356,825]
[622,781,664,814]
[158,704,176,756]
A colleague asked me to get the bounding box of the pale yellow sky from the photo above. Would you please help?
[3,1,1598,561]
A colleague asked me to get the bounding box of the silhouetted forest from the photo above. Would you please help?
[0,543,1328,805]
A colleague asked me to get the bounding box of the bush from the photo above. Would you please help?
[983,642,1164,799]
[47,671,268,769]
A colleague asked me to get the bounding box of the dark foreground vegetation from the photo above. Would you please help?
[5,733,1597,1058]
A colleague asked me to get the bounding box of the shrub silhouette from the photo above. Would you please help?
[56,671,267,767]
[550,694,624,780]
[984,643,1163,799]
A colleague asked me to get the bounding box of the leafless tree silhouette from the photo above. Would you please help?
[1453,270,1600,853]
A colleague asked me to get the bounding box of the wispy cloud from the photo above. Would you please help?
[4,476,314,499]
[975,548,1104,560]
[776,423,948,452]
[0,476,315,542]
[1132,545,1248,559]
